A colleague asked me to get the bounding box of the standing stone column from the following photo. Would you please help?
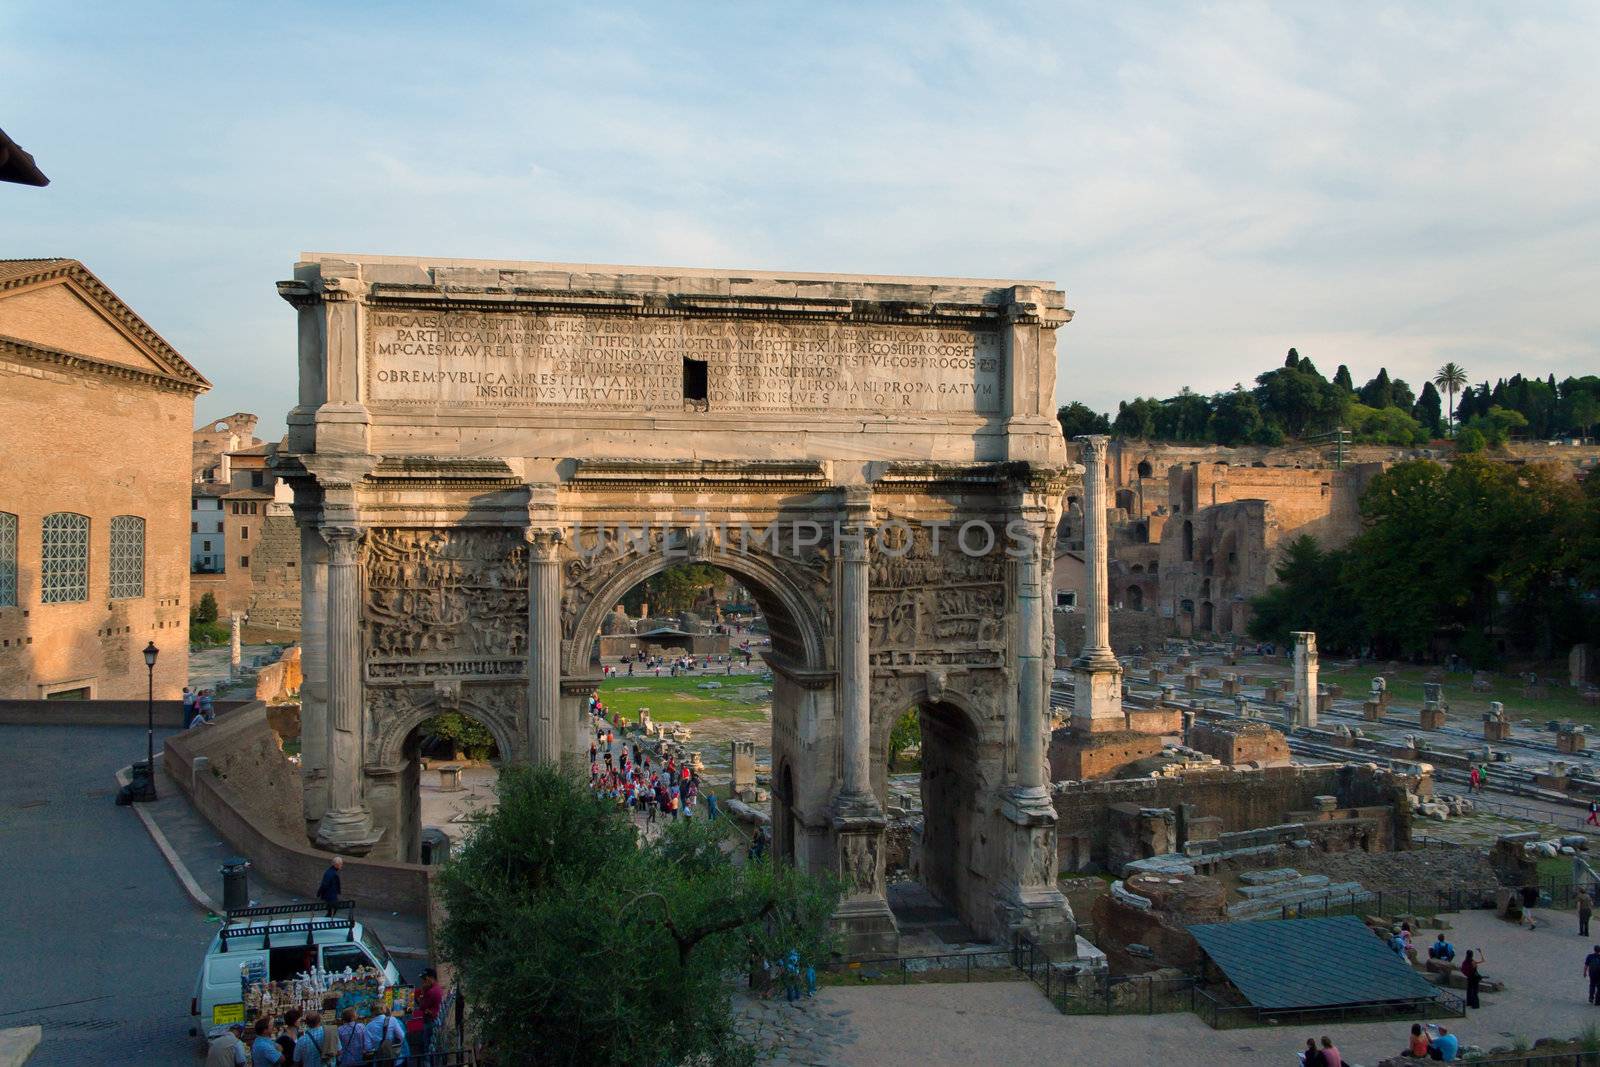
[1071,435,1124,732]
[837,533,873,803]
[829,512,895,956]
[525,527,564,766]
[229,612,244,677]
[315,526,380,852]
[1012,526,1048,798]
[299,528,329,831]
[1292,631,1319,729]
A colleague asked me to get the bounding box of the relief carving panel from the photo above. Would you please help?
[365,527,527,681]
[868,519,1006,667]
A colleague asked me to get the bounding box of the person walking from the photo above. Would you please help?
[1468,765,1480,793]
[1588,800,1599,827]
[1585,944,1600,1005]
[316,856,343,916]
[1581,889,1594,937]
[1460,949,1483,1009]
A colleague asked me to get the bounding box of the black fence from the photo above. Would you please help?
[1279,886,1477,920]
[1012,935,1197,1016]
[1443,1054,1600,1067]
[1012,934,1466,1029]
[371,1053,476,1067]
[1192,985,1466,1030]
[830,949,1017,986]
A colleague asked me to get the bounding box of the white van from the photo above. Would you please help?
[189,902,403,1040]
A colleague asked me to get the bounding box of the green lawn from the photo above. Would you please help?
[596,672,771,723]
[1318,662,1597,726]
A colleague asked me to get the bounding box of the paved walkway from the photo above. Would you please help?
[0,725,212,1065]
[792,908,1600,1066]
[142,760,430,960]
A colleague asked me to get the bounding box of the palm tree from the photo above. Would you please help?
[1434,363,1468,434]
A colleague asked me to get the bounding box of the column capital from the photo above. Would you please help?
[839,533,872,564]
[1073,433,1110,459]
[322,525,364,562]
[523,525,565,562]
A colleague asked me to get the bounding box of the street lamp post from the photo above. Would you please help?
[136,640,159,801]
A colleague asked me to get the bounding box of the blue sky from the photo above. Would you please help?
[5,1,1598,438]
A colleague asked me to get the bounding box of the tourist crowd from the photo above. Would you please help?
[586,697,717,825]
[599,646,759,679]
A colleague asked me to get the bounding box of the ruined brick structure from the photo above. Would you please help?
[1185,719,1292,767]
[1052,763,1410,874]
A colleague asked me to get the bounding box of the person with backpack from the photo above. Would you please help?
[334,1008,368,1065]
[365,1006,406,1065]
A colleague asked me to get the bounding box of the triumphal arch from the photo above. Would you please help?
[277,253,1077,952]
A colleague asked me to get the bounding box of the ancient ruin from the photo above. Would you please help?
[275,253,1079,953]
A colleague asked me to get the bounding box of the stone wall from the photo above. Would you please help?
[1052,763,1409,874]
[247,507,302,631]
[164,703,433,916]
[0,698,247,727]
[0,349,195,700]
[254,645,302,702]
[1053,607,1166,662]
[1048,729,1164,782]
[1186,719,1291,766]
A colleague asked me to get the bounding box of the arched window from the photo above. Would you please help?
[110,515,145,599]
[1126,586,1144,612]
[41,512,89,603]
[0,511,16,607]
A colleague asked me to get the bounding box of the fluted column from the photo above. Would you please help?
[299,527,329,830]
[526,527,564,766]
[316,525,380,852]
[837,533,873,803]
[1071,435,1124,733]
[1013,528,1047,796]
[1076,434,1114,666]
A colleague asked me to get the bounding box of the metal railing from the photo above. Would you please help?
[1444,1054,1600,1067]
[1279,886,1476,920]
[1192,985,1466,1030]
[1012,935,1197,1016]
[831,948,1016,986]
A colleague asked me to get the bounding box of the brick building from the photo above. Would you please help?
[0,259,209,699]
[190,418,302,629]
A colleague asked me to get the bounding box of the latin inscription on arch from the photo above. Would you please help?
[366,311,1002,414]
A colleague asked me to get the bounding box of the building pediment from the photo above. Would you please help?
[0,258,209,392]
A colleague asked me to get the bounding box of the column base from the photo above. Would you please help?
[1001,786,1056,826]
[830,796,897,958]
[994,885,1078,951]
[1070,662,1125,734]
[315,808,384,855]
[832,895,899,959]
